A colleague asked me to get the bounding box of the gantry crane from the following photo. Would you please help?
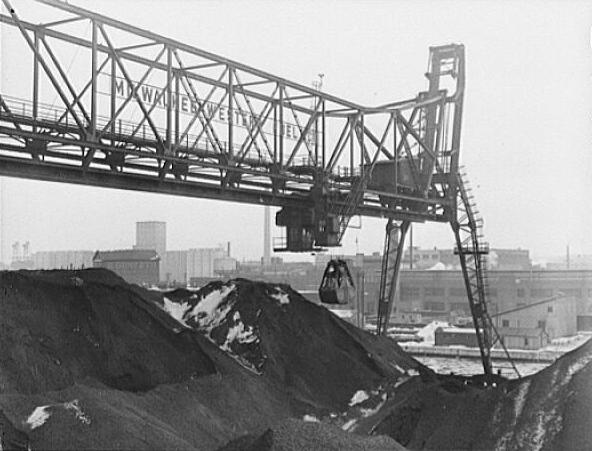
[0,0,514,375]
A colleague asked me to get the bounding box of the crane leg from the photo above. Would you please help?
[451,170,493,375]
[376,219,410,336]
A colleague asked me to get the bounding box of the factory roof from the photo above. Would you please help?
[93,249,160,262]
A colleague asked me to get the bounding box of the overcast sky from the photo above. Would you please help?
[0,0,591,264]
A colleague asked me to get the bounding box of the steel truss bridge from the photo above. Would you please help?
[0,0,517,376]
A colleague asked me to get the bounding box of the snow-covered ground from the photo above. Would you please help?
[543,334,591,353]
[416,356,548,378]
[403,320,591,354]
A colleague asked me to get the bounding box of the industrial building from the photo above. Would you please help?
[494,295,578,349]
[32,250,94,270]
[315,247,533,272]
[187,246,234,285]
[161,250,188,285]
[392,269,591,326]
[434,295,578,350]
[160,245,237,285]
[93,249,160,285]
[134,221,166,258]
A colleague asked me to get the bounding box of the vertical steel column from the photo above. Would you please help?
[376,219,410,336]
[359,113,364,176]
[392,112,397,194]
[321,100,326,169]
[279,85,284,166]
[448,47,465,213]
[349,115,355,175]
[174,71,180,146]
[166,46,172,152]
[32,29,39,129]
[110,55,116,142]
[273,101,277,162]
[90,20,97,138]
[314,97,319,165]
[228,68,233,157]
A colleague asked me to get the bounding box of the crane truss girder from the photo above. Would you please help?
[0,0,464,251]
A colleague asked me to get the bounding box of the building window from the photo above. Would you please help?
[450,302,467,312]
[502,319,510,327]
[524,338,529,347]
[401,286,420,300]
[424,301,446,311]
[537,320,546,329]
[559,289,582,298]
[424,287,445,297]
[449,287,466,297]
[531,288,553,298]
[548,305,554,313]
[517,288,525,298]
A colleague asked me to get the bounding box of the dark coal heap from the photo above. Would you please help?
[2,269,590,450]
[164,279,417,411]
[0,270,418,450]
[0,269,215,394]
[372,337,592,450]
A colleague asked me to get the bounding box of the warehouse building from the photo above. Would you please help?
[93,249,160,285]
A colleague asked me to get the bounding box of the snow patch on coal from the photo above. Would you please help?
[23,399,90,432]
[162,282,266,373]
[26,405,51,430]
[360,393,387,418]
[186,284,236,328]
[221,311,258,351]
[349,390,370,407]
[302,414,320,423]
[162,296,190,327]
[269,287,290,305]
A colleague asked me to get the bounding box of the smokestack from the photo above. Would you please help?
[227,241,231,257]
[263,206,271,265]
[11,241,20,262]
[22,241,30,260]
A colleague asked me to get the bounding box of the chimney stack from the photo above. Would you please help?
[263,206,271,265]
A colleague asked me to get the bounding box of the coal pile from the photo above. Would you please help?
[0,269,216,394]
[4,269,588,450]
[220,418,407,451]
[0,270,417,450]
[372,338,592,450]
[162,278,419,412]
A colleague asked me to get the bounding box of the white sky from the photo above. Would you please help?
[0,0,591,264]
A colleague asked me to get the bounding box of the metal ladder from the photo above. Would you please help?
[452,169,520,377]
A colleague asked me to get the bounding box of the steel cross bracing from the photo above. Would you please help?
[0,0,464,252]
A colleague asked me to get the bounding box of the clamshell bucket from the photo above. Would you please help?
[318,259,355,305]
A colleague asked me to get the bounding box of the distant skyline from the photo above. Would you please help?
[0,0,590,264]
